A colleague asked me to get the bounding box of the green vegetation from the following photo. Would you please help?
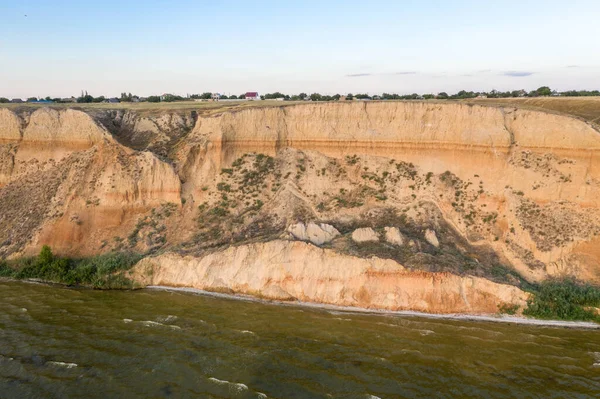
[498,303,520,315]
[0,246,141,289]
[523,279,600,322]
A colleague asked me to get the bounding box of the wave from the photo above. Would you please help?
[156,315,178,323]
[208,377,249,393]
[140,320,181,330]
[48,361,77,369]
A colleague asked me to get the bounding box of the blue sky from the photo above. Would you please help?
[1,0,599,98]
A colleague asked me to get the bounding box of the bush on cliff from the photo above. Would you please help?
[523,278,600,322]
[1,246,140,289]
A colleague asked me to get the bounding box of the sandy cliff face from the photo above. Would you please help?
[178,102,600,204]
[172,102,600,283]
[132,240,528,314]
[1,101,599,313]
[0,108,181,257]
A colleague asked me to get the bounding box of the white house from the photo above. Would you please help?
[245,92,259,100]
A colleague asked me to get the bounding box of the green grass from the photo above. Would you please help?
[0,246,141,289]
[523,278,600,322]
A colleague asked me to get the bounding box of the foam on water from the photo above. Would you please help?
[48,361,77,369]
[156,315,178,323]
[208,377,249,392]
[139,320,181,330]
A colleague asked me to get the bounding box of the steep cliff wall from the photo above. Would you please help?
[132,240,528,314]
[0,108,181,256]
[1,101,600,314]
[178,102,600,205]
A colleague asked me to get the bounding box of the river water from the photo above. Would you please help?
[1,281,599,398]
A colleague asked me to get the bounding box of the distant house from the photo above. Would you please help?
[245,92,259,101]
[476,94,487,99]
[107,98,120,103]
[10,98,23,103]
[211,93,221,101]
[61,97,77,103]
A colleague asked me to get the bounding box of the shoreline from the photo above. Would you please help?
[147,285,600,330]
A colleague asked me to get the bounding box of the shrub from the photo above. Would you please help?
[2,246,140,289]
[523,278,600,322]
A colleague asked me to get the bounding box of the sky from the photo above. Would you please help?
[1,0,599,98]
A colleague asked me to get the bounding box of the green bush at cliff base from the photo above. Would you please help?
[0,246,141,289]
[523,279,600,322]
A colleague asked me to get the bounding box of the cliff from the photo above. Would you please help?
[132,240,528,314]
[1,101,599,314]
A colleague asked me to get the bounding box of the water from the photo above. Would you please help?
[1,281,599,398]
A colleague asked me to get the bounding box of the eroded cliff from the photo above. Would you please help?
[1,101,599,314]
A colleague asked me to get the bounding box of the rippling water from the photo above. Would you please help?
[1,281,599,398]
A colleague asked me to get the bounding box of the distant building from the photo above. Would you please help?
[245,92,259,100]
[476,94,487,99]
[107,98,120,103]
[211,93,221,101]
[61,97,77,103]
[10,98,23,103]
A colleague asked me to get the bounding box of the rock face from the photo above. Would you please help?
[2,100,600,314]
[352,228,380,243]
[287,222,340,245]
[425,229,440,247]
[131,241,528,314]
[384,227,404,246]
[0,108,181,256]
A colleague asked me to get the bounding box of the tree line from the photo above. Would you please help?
[2,87,599,104]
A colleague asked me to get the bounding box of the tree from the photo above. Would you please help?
[298,93,307,100]
[437,92,449,99]
[535,86,552,96]
[346,93,354,100]
[147,95,161,103]
[309,93,322,101]
[0,97,9,103]
[120,92,134,102]
[27,97,38,102]
[77,91,94,103]
[39,245,54,265]
[92,96,106,103]
[422,94,435,99]
[238,94,246,99]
